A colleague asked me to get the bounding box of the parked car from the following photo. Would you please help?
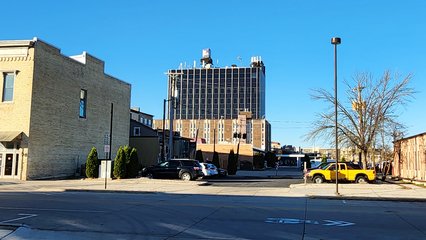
[141,159,203,181]
[200,163,219,177]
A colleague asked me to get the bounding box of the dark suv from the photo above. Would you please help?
[142,159,203,181]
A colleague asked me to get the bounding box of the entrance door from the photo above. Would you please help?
[5,154,13,176]
[1,153,19,178]
[4,153,13,176]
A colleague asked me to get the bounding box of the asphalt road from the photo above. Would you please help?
[205,178,303,188]
[1,189,425,240]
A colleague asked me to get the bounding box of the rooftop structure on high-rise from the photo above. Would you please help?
[168,49,265,120]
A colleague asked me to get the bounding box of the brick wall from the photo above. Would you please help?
[0,42,35,179]
[23,40,131,179]
[0,39,131,180]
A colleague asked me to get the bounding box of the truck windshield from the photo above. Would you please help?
[321,164,332,170]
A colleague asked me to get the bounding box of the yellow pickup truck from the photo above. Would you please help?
[306,162,376,183]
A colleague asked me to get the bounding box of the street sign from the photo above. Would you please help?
[104,144,110,153]
[104,133,110,145]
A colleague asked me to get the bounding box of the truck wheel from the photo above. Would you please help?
[313,175,324,184]
[356,175,367,183]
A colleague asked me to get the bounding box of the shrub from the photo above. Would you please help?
[227,150,237,175]
[321,155,328,164]
[127,148,139,178]
[123,145,132,163]
[212,151,220,168]
[85,147,99,178]
[113,146,127,179]
[195,150,204,162]
[265,151,277,167]
[253,154,264,169]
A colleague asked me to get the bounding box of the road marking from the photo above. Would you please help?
[265,217,355,227]
[1,213,37,223]
[323,220,355,227]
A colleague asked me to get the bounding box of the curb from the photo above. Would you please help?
[64,189,159,194]
[0,223,22,229]
[307,195,426,202]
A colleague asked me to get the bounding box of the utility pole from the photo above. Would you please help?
[161,99,168,162]
[165,71,183,161]
[353,83,365,166]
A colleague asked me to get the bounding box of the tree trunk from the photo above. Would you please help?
[362,150,368,169]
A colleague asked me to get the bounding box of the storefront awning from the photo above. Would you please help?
[0,131,22,141]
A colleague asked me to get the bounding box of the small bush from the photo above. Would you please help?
[227,150,237,175]
[265,151,277,168]
[127,148,139,178]
[86,147,99,178]
[113,146,127,179]
[321,155,328,164]
[123,145,131,163]
[195,150,204,162]
[253,154,264,169]
[212,151,220,168]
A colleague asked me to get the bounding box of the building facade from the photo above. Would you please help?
[0,38,131,180]
[168,54,265,120]
[129,120,160,168]
[130,107,153,130]
[154,49,271,165]
[393,132,426,182]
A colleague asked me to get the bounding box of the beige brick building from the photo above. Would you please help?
[0,38,131,180]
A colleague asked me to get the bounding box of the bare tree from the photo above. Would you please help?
[306,71,415,168]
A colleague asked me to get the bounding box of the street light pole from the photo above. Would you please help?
[331,37,341,195]
[161,99,168,162]
[213,118,216,153]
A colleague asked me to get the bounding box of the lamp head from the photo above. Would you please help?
[331,37,341,45]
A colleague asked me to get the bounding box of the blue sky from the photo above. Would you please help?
[3,0,426,148]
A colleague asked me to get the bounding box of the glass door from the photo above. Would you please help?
[5,154,13,176]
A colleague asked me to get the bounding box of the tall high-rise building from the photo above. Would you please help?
[168,49,265,120]
[154,49,271,161]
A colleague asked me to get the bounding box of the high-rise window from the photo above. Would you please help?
[218,119,224,142]
[2,73,14,102]
[232,120,238,143]
[203,120,210,143]
[176,120,182,133]
[79,89,87,118]
[190,120,197,138]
